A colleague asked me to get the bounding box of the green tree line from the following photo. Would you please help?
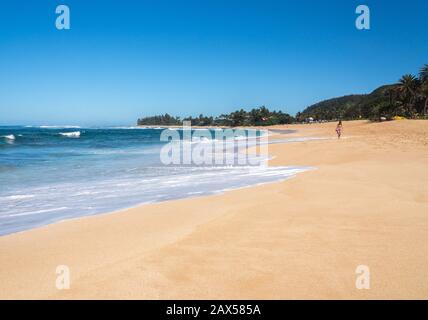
[138,63,428,125]
[137,106,294,127]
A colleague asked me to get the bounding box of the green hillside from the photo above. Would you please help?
[138,64,428,124]
[297,84,400,121]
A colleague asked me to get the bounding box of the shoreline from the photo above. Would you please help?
[0,127,306,237]
[1,120,427,299]
[1,166,312,239]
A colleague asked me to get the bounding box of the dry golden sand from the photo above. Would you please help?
[0,120,427,299]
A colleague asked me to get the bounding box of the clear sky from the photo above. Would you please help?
[0,0,427,126]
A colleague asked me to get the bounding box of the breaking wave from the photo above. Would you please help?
[59,131,81,138]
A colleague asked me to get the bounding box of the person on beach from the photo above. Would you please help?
[336,121,343,139]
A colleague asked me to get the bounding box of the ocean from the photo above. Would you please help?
[0,126,309,236]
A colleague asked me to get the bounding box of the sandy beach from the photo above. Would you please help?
[1,120,427,299]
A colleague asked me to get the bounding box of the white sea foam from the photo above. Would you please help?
[0,165,311,235]
[0,126,314,236]
[59,131,81,138]
[107,126,154,130]
[40,125,81,129]
[5,207,68,218]
[2,134,15,140]
[1,194,35,200]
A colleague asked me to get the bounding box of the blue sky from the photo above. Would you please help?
[0,0,427,126]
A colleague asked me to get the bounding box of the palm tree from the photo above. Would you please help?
[420,64,428,82]
[421,83,428,116]
[396,74,419,117]
[419,64,428,116]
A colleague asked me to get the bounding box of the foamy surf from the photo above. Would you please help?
[1,194,35,200]
[0,126,307,236]
[59,131,81,138]
[39,125,81,129]
[2,134,15,140]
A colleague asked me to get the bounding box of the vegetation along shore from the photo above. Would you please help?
[138,64,428,126]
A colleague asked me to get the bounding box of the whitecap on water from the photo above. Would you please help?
[2,134,15,140]
[59,131,81,138]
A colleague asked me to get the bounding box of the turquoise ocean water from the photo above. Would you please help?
[0,126,308,236]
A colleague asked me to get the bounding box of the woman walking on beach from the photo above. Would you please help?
[336,121,343,139]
